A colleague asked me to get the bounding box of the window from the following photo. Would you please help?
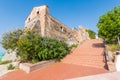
[37,11,39,15]
[60,26,63,31]
[60,26,62,30]
[28,18,30,22]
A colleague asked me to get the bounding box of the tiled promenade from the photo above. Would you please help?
[0,39,108,80]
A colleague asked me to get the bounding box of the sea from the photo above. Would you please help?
[0,52,4,60]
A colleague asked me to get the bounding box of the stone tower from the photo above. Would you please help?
[24,5,89,45]
[25,5,48,37]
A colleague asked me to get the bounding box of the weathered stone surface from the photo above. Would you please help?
[107,61,115,71]
[1,49,18,61]
[12,61,20,68]
[25,5,89,45]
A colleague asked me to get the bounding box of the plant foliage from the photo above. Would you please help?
[1,29,70,63]
[0,60,12,65]
[7,64,15,70]
[17,31,70,63]
[97,6,120,43]
[107,44,120,52]
[0,29,23,50]
[86,29,96,39]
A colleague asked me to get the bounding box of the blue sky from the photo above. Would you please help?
[0,0,120,52]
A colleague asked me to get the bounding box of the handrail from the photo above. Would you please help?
[104,44,110,62]
[102,38,110,62]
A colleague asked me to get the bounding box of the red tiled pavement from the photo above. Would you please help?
[0,39,109,80]
[0,63,108,80]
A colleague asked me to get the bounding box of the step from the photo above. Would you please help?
[63,56,104,61]
[63,61,105,68]
[65,55,104,58]
[63,60,105,64]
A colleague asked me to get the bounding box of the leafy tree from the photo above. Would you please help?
[86,29,96,39]
[0,29,23,50]
[97,6,120,43]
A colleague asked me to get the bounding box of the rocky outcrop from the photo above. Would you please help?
[1,49,19,61]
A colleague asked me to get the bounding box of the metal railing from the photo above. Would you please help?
[104,44,110,62]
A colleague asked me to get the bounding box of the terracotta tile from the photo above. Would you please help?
[0,39,108,80]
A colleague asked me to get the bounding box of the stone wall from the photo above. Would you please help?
[25,5,89,45]
[45,15,79,45]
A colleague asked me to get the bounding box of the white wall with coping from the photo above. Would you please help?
[19,60,55,73]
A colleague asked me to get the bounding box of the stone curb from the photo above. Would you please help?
[19,60,55,73]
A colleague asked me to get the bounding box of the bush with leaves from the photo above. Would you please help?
[0,29,23,50]
[86,29,96,39]
[107,44,120,52]
[17,31,70,63]
[1,29,70,63]
[7,64,15,70]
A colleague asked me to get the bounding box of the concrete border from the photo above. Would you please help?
[19,60,55,73]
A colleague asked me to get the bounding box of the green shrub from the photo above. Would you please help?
[17,31,70,63]
[0,60,12,65]
[71,44,78,48]
[69,44,78,50]
[7,64,15,70]
[0,29,23,50]
[1,29,70,63]
[86,29,96,39]
[108,44,120,52]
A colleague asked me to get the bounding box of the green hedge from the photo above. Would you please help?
[17,31,70,63]
[86,29,96,39]
[1,29,70,63]
[107,44,120,52]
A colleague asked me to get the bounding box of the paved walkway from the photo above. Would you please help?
[0,39,108,80]
[0,63,12,77]
[67,71,120,80]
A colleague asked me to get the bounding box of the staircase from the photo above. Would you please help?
[62,39,106,68]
